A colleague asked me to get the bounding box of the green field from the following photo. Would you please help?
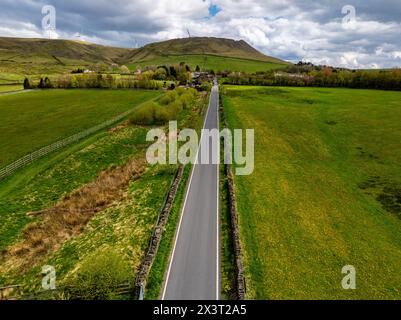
[0,87,207,297]
[0,123,176,292]
[0,89,158,167]
[128,54,285,73]
[222,85,401,299]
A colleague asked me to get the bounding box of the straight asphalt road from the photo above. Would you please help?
[162,82,220,300]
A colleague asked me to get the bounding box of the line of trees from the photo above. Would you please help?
[24,74,162,90]
[143,63,192,85]
[130,88,198,125]
[222,64,401,91]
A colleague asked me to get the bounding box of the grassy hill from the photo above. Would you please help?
[126,37,288,72]
[0,36,288,78]
[127,54,284,73]
[0,37,131,77]
[126,37,285,63]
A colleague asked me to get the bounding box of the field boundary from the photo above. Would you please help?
[132,53,287,65]
[0,96,160,181]
[220,93,246,300]
[134,165,184,299]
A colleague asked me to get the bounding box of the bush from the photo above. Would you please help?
[120,65,130,73]
[200,81,212,92]
[179,90,196,109]
[154,68,167,80]
[167,100,183,116]
[175,87,186,96]
[159,90,177,105]
[63,248,131,300]
[130,101,157,125]
[130,89,198,125]
[154,105,171,124]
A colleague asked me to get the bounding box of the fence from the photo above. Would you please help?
[134,165,184,299]
[0,101,156,181]
[18,282,134,300]
[0,285,22,300]
[219,94,246,300]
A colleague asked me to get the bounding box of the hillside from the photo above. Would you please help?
[0,37,132,76]
[0,36,288,77]
[126,37,286,64]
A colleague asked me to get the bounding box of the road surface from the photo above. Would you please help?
[162,82,220,300]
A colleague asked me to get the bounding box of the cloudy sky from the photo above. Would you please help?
[1,0,401,68]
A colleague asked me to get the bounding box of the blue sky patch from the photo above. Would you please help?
[208,5,222,17]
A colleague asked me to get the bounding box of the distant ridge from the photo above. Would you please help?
[0,37,129,64]
[126,37,287,64]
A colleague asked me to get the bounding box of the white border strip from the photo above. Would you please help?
[216,86,220,300]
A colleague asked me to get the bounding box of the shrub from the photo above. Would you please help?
[159,90,177,105]
[154,68,167,80]
[178,88,197,108]
[130,89,198,125]
[179,93,194,109]
[200,81,212,92]
[120,65,130,73]
[129,101,157,125]
[175,87,186,96]
[63,248,131,300]
[167,100,183,117]
[154,105,171,124]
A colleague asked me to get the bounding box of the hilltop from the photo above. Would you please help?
[126,37,285,64]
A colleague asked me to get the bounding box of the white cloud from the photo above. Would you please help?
[0,0,400,68]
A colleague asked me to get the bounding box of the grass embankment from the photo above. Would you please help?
[0,89,158,167]
[0,88,207,298]
[128,54,285,74]
[222,85,401,299]
[0,85,23,93]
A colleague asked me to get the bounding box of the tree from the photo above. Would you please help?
[154,68,167,80]
[169,66,177,79]
[106,74,115,88]
[120,65,130,73]
[38,78,45,89]
[23,78,30,90]
[195,65,200,72]
[44,77,52,89]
